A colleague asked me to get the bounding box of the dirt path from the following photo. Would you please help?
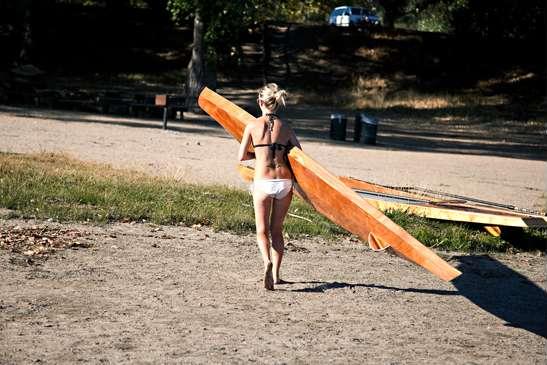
[1,218,545,364]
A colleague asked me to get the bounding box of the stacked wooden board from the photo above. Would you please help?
[341,176,547,234]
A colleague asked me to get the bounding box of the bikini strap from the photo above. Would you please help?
[252,113,285,149]
[252,142,288,150]
[253,143,271,148]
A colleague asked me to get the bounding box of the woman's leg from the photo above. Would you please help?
[270,190,292,284]
[253,190,274,290]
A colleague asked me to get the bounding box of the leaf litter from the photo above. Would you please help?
[0,225,91,257]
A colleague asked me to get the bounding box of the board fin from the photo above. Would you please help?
[368,232,391,251]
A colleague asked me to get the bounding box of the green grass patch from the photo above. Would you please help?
[1,152,545,253]
[385,210,507,252]
[0,152,344,239]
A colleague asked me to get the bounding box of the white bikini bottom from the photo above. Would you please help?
[252,179,293,200]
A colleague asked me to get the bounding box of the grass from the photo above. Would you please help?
[0,152,344,238]
[1,152,545,253]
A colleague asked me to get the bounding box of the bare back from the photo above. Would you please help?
[250,115,296,180]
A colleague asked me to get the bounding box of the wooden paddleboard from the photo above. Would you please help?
[198,87,461,281]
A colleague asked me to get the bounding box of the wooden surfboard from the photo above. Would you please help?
[198,87,461,281]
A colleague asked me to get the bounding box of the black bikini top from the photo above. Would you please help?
[252,113,291,152]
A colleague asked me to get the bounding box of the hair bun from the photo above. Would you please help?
[275,89,287,107]
[258,83,288,112]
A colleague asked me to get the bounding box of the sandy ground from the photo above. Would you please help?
[0,95,546,363]
[0,218,545,364]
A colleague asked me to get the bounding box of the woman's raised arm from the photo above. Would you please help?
[238,123,255,161]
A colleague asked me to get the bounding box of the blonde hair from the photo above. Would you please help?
[258,83,287,112]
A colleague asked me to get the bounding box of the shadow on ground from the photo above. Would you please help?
[452,255,547,338]
[284,255,546,338]
[0,105,230,139]
[287,103,545,161]
[288,281,458,296]
[2,83,545,161]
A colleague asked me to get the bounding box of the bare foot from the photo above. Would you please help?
[264,262,274,291]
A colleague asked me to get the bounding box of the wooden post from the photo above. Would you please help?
[155,94,168,129]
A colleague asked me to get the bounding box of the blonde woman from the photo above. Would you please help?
[238,83,302,290]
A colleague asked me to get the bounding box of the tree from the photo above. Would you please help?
[168,0,349,97]
[168,0,251,109]
[451,0,545,41]
[13,0,34,64]
[186,8,205,111]
[378,0,407,28]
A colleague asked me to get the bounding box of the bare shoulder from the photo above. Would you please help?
[245,119,260,131]
[256,115,269,123]
[251,116,268,127]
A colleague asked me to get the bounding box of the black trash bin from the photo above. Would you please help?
[353,114,362,142]
[330,113,347,141]
[355,113,378,145]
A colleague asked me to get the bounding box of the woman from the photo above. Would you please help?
[238,83,301,291]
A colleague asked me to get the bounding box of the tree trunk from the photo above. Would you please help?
[186,10,205,112]
[380,0,402,29]
[16,0,33,64]
[283,23,292,81]
[261,21,270,84]
[383,15,395,29]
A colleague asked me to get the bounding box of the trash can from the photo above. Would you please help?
[353,114,362,142]
[330,113,347,141]
[356,113,378,145]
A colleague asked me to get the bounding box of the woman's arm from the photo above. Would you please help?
[238,124,255,161]
[289,128,302,150]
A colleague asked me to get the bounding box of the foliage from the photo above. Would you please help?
[165,0,352,64]
[271,0,341,23]
[451,0,545,40]
[380,0,544,38]
[167,0,253,65]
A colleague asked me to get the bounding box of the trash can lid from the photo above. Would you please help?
[330,113,345,119]
[359,113,378,125]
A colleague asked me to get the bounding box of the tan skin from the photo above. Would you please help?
[238,99,301,290]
